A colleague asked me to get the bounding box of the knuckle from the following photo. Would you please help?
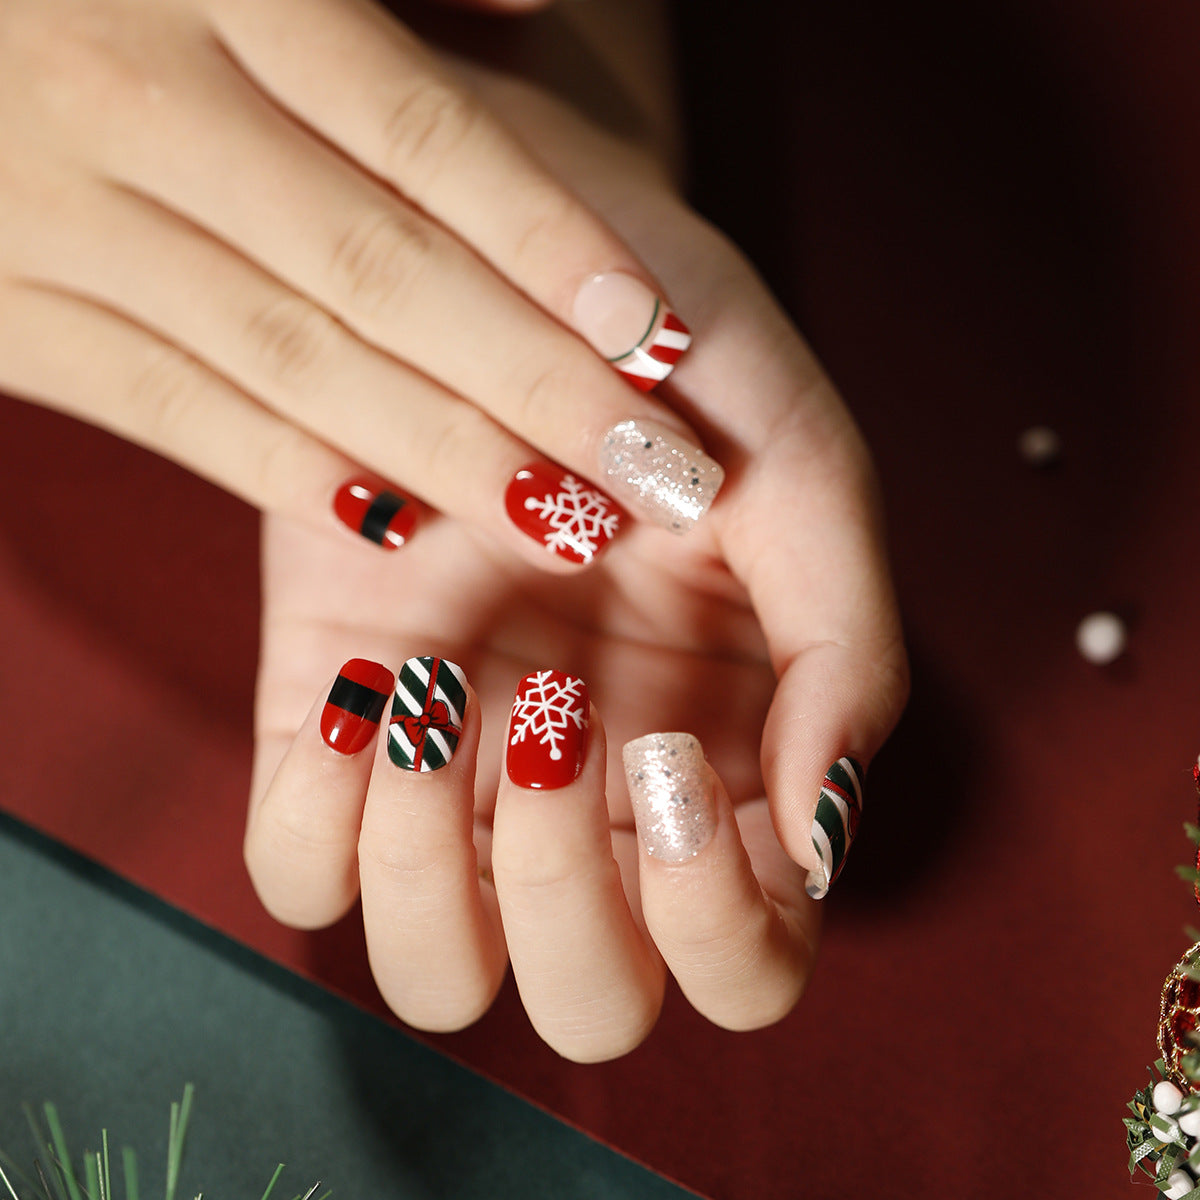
[510,359,577,431]
[379,79,480,187]
[245,296,339,395]
[331,211,432,319]
[128,344,207,442]
[509,185,579,269]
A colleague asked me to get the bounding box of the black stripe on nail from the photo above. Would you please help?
[327,675,389,722]
[359,492,406,545]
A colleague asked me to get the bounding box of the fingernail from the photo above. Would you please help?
[334,477,417,550]
[506,669,589,790]
[504,463,621,564]
[320,658,394,755]
[573,272,691,391]
[622,732,716,863]
[599,419,724,533]
[805,757,865,899]
[387,655,468,772]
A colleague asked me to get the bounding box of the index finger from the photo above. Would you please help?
[209,0,694,393]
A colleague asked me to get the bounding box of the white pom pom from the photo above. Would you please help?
[1180,1108,1200,1137]
[1157,1081,1186,1115]
[1164,1169,1194,1199]
[1018,425,1061,466]
[1075,611,1126,665]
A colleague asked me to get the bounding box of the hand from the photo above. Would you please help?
[0,0,711,572]
[242,49,908,1061]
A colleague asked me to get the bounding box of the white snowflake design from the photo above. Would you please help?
[509,671,587,761]
[524,474,619,562]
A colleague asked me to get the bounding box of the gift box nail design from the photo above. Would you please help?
[334,477,416,550]
[506,669,589,790]
[388,655,468,772]
[504,463,621,564]
[622,732,716,862]
[599,419,724,534]
[320,658,394,755]
[805,757,865,899]
[573,272,692,391]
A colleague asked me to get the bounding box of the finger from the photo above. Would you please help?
[358,655,507,1032]
[492,671,664,1062]
[245,659,394,928]
[729,398,907,897]
[208,0,694,391]
[622,733,816,1030]
[195,0,721,531]
[0,279,423,544]
[15,182,626,571]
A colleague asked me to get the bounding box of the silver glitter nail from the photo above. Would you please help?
[622,732,716,862]
[599,419,724,534]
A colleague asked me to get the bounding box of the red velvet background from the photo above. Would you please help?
[2,2,1198,1195]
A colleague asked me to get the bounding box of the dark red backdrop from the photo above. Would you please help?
[2,3,1198,1195]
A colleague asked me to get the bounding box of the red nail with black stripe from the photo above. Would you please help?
[321,659,394,755]
[334,477,417,550]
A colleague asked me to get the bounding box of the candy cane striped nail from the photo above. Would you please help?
[573,272,692,391]
[388,656,468,773]
[805,757,865,899]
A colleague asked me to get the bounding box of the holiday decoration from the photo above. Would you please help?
[1126,766,1200,1195]
[805,757,865,900]
[608,301,693,392]
[320,659,394,755]
[332,478,416,550]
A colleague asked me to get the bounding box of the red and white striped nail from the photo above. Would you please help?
[573,272,691,392]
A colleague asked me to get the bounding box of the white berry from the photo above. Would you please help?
[1157,1081,1186,1114]
[1076,611,1126,664]
[1164,1169,1194,1199]
[1018,425,1061,466]
[1180,1108,1200,1137]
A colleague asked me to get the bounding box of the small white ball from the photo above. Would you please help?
[1076,611,1127,665]
[1018,425,1061,466]
[1164,1169,1195,1199]
[1156,1081,1186,1115]
[1180,1108,1200,1138]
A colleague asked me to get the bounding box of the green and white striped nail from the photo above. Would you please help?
[805,757,865,900]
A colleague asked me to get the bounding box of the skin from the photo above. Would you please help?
[246,39,909,1060]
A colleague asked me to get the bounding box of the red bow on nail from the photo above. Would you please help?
[392,699,456,745]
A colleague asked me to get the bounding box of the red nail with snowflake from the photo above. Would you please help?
[506,669,589,790]
[504,463,621,565]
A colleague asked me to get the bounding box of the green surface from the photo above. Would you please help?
[0,813,696,1199]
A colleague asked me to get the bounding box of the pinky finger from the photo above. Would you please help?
[0,283,420,551]
[622,732,817,1031]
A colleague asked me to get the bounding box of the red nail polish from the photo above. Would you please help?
[321,658,394,755]
[334,477,417,550]
[506,669,589,790]
[504,463,621,565]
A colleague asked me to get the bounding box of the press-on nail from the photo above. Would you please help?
[599,419,724,533]
[573,272,691,391]
[334,477,416,550]
[321,659,394,755]
[506,669,589,790]
[387,656,468,772]
[622,732,716,863]
[504,463,621,564]
[805,757,865,899]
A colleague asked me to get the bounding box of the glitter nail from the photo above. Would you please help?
[622,732,716,862]
[599,419,724,533]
